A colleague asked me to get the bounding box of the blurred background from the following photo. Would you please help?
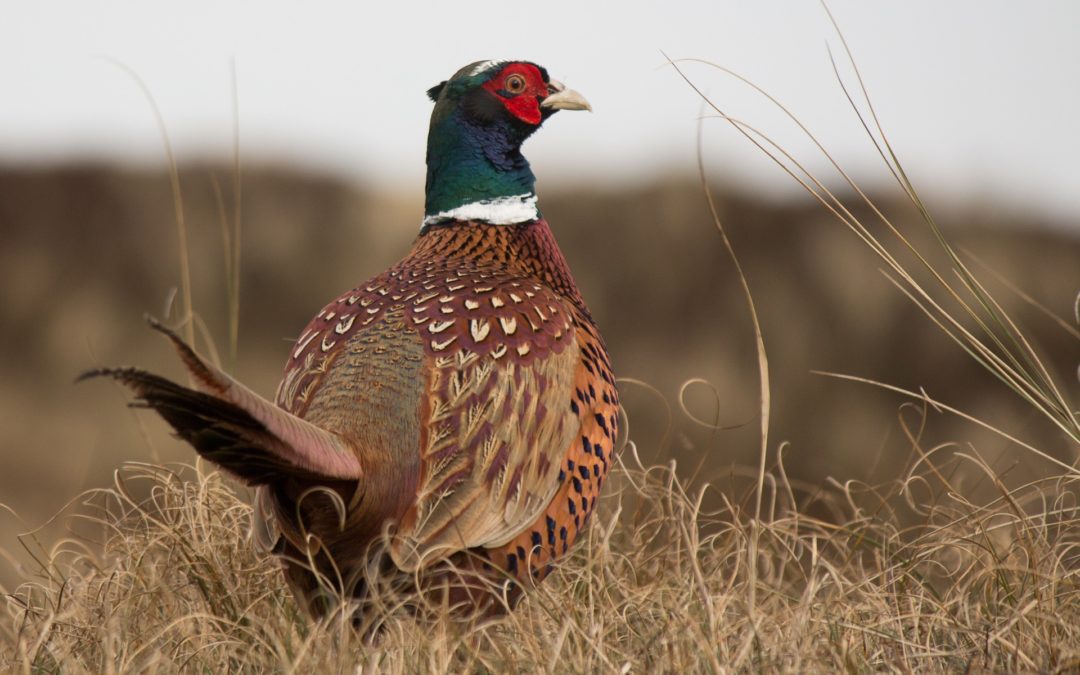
[2,2,1078,586]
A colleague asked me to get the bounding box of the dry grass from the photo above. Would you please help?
[3,434,1079,672]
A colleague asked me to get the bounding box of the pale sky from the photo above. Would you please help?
[3,1,1078,221]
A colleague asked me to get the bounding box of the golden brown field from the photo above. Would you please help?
[1,162,1077,671]
[2,54,1079,670]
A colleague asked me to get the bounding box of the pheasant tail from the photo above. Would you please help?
[79,319,363,485]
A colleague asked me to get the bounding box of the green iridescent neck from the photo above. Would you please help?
[423,105,539,227]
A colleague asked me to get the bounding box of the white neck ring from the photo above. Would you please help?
[422,193,539,228]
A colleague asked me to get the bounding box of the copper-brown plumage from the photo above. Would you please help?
[85,60,617,619]
[271,220,618,598]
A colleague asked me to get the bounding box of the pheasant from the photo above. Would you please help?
[84,60,619,619]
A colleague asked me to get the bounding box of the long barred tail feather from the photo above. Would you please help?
[79,317,364,483]
[79,367,331,485]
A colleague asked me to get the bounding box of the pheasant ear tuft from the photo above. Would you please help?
[427,80,447,102]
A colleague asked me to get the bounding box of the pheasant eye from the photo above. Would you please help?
[504,74,527,94]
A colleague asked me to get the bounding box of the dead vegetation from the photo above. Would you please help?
[3,429,1079,672]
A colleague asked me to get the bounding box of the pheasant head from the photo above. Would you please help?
[422,60,591,228]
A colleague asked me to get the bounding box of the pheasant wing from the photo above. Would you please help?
[392,277,581,568]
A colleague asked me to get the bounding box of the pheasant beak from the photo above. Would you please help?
[541,79,592,112]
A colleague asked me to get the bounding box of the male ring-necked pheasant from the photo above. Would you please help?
[85,60,618,619]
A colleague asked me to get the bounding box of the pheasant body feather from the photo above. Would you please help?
[271,219,617,593]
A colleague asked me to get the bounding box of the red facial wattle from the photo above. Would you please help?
[482,63,548,126]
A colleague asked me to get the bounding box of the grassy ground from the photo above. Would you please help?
[3,442,1078,671]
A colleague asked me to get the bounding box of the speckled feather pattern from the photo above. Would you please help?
[272,218,618,596]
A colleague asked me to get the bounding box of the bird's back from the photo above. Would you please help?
[264,219,618,613]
